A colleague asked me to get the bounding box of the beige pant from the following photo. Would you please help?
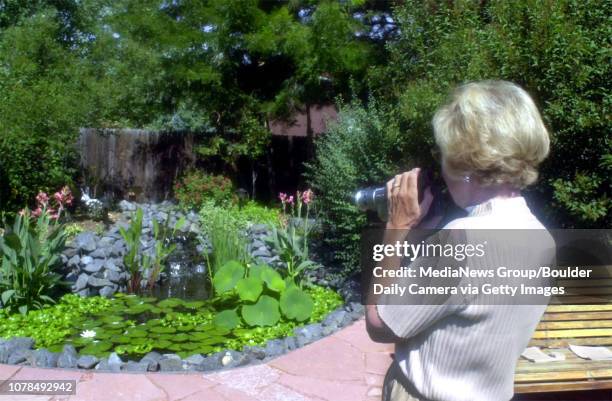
[382,361,424,401]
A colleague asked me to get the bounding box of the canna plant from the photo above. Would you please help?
[0,208,68,314]
[266,189,317,287]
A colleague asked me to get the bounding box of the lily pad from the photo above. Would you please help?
[157,298,183,308]
[241,295,280,327]
[213,309,240,330]
[150,326,176,334]
[183,301,205,309]
[80,341,113,355]
[212,260,245,294]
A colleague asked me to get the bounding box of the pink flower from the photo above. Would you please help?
[287,195,294,205]
[36,192,49,207]
[279,192,287,203]
[31,207,43,217]
[54,186,73,207]
[302,189,314,205]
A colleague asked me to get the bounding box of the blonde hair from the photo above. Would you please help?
[433,80,550,188]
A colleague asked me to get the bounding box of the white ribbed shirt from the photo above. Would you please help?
[377,196,555,401]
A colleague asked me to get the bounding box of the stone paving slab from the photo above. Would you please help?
[0,320,394,401]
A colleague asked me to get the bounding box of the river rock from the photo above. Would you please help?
[77,355,99,369]
[119,200,136,212]
[57,345,78,368]
[88,276,112,288]
[75,232,97,252]
[73,273,89,291]
[31,349,59,368]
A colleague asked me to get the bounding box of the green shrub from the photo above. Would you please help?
[198,199,281,243]
[0,210,69,314]
[174,170,237,210]
[305,98,403,276]
[0,12,93,213]
[366,0,610,228]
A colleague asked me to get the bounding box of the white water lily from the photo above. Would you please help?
[80,329,96,339]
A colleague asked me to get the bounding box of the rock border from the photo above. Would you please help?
[0,301,364,373]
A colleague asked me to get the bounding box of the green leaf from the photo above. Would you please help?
[280,287,313,322]
[250,264,285,292]
[236,277,263,302]
[212,260,245,294]
[213,309,240,330]
[157,298,183,308]
[241,295,280,327]
[1,290,15,305]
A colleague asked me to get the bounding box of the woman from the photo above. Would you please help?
[366,80,555,401]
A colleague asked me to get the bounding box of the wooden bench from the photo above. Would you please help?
[514,266,612,394]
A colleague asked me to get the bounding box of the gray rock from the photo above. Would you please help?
[75,232,97,252]
[243,345,266,360]
[284,336,298,350]
[264,339,286,357]
[0,337,34,364]
[83,259,105,274]
[252,247,271,258]
[104,259,121,272]
[99,237,115,247]
[63,247,78,258]
[322,309,348,329]
[79,255,93,266]
[31,349,59,368]
[348,302,365,316]
[99,352,123,372]
[99,286,115,298]
[77,288,91,297]
[219,350,251,368]
[67,254,80,268]
[90,247,108,259]
[104,269,122,283]
[8,349,31,364]
[73,273,89,291]
[87,276,113,288]
[119,200,136,212]
[184,354,205,366]
[57,345,78,368]
[77,355,99,369]
[140,351,162,372]
[294,324,323,348]
[110,241,126,257]
[122,361,149,372]
[159,356,183,372]
[197,355,222,372]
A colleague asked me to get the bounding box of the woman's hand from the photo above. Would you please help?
[386,168,434,230]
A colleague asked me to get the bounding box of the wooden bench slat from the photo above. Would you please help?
[532,328,612,339]
[514,368,612,383]
[545,304,612,312]
[514,380,612,393]
[516,360,612,374]
[536,320,612,330]
[541,311,612,321]
[529,336,612,347]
